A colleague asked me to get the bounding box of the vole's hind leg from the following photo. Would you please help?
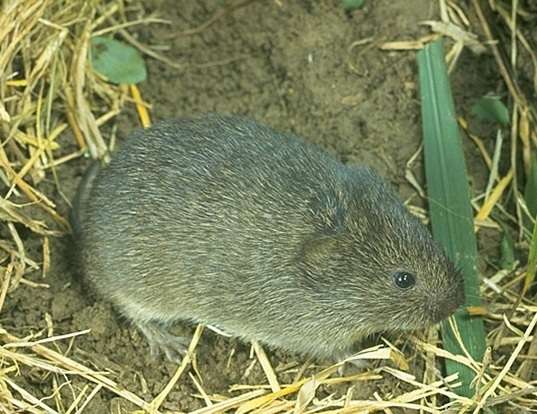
[135,320,190,362]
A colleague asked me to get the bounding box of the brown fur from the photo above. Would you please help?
[72,114,464,361]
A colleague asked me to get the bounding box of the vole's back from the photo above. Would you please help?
[82,116,341,352]
[77,114,464,360]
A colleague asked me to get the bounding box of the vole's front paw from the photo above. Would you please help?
[136,321,190,362]
[333,352,371,376]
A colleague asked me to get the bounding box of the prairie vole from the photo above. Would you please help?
[72,114,464,361]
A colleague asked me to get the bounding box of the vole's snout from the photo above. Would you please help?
[430,277,466,323]
[431,297,460,323]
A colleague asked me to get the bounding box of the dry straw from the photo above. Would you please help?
[0,0,536,412]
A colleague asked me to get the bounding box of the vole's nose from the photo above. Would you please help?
[431,300,459,323]
[431,283,465,323]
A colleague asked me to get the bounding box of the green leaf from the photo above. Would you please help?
[90,36,146,85]
[418,39,487,398]
[500,229,515,270]
[524,155,537,292]
[471,96,510,126]
[525,216,537,293]
[342,0,365,11]
[524,154,537,219]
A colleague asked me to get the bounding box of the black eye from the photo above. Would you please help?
[393,271,416,289]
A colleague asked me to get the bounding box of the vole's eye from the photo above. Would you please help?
[393,271,416,289]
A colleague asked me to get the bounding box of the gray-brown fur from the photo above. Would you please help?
[73,114,464,361]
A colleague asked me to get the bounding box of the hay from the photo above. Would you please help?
[0,0,536,412]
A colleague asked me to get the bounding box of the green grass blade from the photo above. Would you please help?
[471,95,510,127]
[525,217,537,293]
[524,154,537,219]
[417,39,487,398]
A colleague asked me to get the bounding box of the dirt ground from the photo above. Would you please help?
[3,0,507,412]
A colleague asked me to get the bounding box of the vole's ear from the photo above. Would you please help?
[300,192,346,270]
[299,234,341,269]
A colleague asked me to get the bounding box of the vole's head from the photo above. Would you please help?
[299,167,465,335]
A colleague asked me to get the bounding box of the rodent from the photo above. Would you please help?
[72,114,465,362]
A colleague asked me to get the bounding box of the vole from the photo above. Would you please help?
[72,114,464,362]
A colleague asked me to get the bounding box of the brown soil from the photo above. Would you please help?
[3,0,504,412]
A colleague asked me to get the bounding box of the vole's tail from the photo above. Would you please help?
[70,160,102,236]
